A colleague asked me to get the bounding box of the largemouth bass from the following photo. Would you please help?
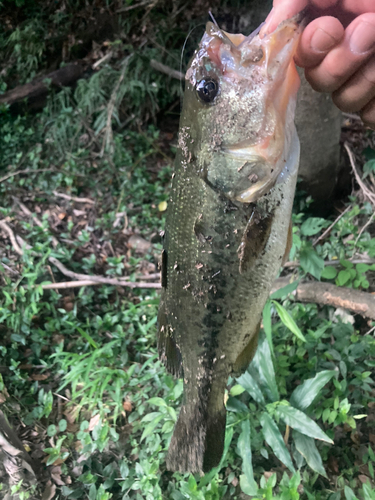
[158,14,303,474]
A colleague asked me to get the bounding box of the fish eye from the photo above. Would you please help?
[196,78,219,103]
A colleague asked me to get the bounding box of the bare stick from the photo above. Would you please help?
[313,205,352,246]
[271,278,375,320]
[344,142,375,206]
[13,197,59,247]
[48,257,160,287]
[53,191,95,205]
[355,212,375,246]
[4,226,160,287]
[150,59,184,81]
[40,279,161,290]
[0,168,56,184]
[116,0,155,13]
[0,262,19,276]
[92,51,113,70]
[283,257,375,268]
[0,220,23,256]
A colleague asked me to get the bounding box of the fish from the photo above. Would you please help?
[157,13,304,474]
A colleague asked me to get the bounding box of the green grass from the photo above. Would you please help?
[1,1,375,499]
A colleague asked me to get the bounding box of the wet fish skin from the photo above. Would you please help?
[158,15,303,474]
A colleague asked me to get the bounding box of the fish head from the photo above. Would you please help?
[183,14,304,203]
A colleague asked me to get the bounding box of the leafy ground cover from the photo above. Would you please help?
[1,1,375,499]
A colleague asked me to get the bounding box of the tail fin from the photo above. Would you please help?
[166,400,226,473]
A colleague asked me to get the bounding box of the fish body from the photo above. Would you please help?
[158,15,303,474]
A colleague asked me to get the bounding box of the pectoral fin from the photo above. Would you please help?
[238,208,274,274]
[282,218,293,266]
[232,323,260,374]
[157,303,183,378]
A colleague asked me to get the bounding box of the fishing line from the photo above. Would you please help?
[179,22,206,109]
[208,10,219,27]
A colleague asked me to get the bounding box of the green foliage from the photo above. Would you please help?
[1,2,375,499]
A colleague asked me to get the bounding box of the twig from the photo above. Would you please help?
[2,223,160,288]
[13,197,59,247]
[53,393,70,402]
[150,59,184,81]
[40,279,161,290]
[283,257,375,268]
[48,256,161,287]
[0,219,23,256]
[313,205,352,246]
[342,112,362,121]
[272,278,375,320]
[116,0,155,13]
[344,142,375,206]
[46,265,56,283]
[0,168,56,184]
[355,212,375,246]
[53,191,94,205]
[92,51,113,70]
[0,262,19,275]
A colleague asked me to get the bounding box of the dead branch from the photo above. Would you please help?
[150,59,184,80]
[283,257,375,268]
[344,142,375,206]
[313,205,352,246]
[116,0,155,13]
[52,191,95,205]
[0,63,84,107]
[272,278,375,320]
[2,224,159,289]
[40,279,161,290]
[0,168,57,184]
[13,197,59,247]
[92,51,113,70]
[0,219,23,256]
[48,256,160,287]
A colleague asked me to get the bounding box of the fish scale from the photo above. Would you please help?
[158,13,304,473]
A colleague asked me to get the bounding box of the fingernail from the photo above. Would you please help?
[350,22,375,54]
[310,28,338,53]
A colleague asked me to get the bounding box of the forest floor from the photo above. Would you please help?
[1,1,375,499]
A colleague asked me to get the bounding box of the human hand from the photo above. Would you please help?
[261,0,375,129]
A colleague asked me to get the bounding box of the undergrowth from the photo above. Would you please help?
[0,1,375,499]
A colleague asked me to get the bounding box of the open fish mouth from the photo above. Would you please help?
[192,13,305,203]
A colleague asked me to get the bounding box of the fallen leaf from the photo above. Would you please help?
[41,482,56,500]
[31,373,50,381]
[327,455,339,474]
[74,441,83,452]
[88,414,100,431]
[73,209,86,217]
[231,477,238,487]
[358,475,371,485]
[63,405,80,424]
[123,400,132,413]
[128,235,151,254]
